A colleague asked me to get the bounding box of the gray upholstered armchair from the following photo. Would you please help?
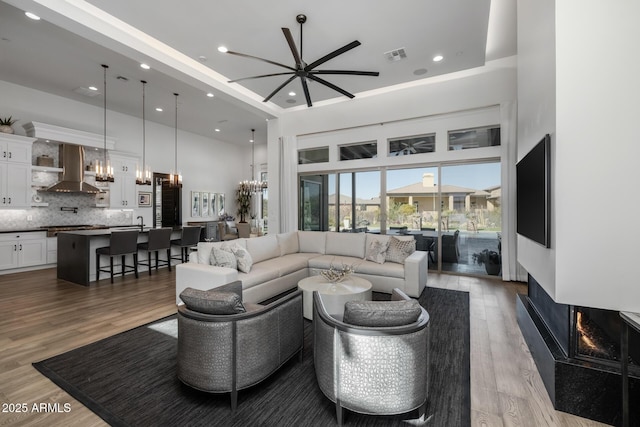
[177,281,303,410]
[313,288,430,425]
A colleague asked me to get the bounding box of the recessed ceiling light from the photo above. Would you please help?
[88,86,98,91]
[206,92,214,98]
[250,138,254,143]
[413,68,428,76]
[155,107,163,112]
[198,55,207,62]
[214,128,220,132]
[25,12,40,20]
[433,55,444,62]
[288,91,296,97]
[217,46,228,53]
[140,63,150,70]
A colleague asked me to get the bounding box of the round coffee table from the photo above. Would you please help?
[298,275,372,320]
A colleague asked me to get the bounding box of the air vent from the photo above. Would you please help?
[384,47,407,62]
[73,87,101,97]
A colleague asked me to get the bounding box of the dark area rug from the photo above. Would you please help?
[34,286,470,427]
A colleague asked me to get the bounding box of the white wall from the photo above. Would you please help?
[517,0,640,312]
[0,80,246,226]
[554,1,640,311]
[516,0,557,297]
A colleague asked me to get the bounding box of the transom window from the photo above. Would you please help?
[448,126,500,150]
[388,133,435,156]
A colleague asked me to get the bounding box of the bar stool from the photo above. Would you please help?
[137,228,173,275]
[96,230,139,283]
[170,226,201,263]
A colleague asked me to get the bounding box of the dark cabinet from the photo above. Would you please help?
[187,221,219,242]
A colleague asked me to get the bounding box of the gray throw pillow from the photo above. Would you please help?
[365,239,389,264]
[180,288,246,315]
[343,300,422,327]
[385,237,416,264]
[222,243,253,273]
[210,246,237,269]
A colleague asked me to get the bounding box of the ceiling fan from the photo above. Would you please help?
[222,14,379,107]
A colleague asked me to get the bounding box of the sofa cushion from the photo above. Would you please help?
[298,231,326,254]
[325,232,366,259]
[258,254,309,277]
[180,288,246,315]
[308,255,363,271]
[386,237,416,264]
[222,243,253,273]
[237,263,280,290]
[210,246,237,269]
[245,234,280,264]
[343,300,421,327]
[354,259,404,279]
[364,237,389,264]
[277,232,299,256]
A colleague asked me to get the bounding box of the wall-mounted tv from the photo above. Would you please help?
[517,134,551,248]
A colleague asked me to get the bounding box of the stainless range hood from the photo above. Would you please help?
[46,144,102,194]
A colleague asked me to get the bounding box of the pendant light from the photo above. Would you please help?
[238,128,267,193]
[96,64,114,182]
[169,92,182,188]
[136,80,151,185]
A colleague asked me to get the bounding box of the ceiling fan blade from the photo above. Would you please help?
[228,72,295,83]
[263,75,297,103]
[307,74,354,99]
[310,70,379,77]
[305,40,361,71]
[226,50,296,71]
[301,77,312,107]
[282,27,303,67]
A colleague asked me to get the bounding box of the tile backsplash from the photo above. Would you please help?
[0,141,136,229]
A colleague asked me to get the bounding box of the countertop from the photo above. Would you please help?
[0,227,45,234]
[0,224,166,234]
[57,226,183,236]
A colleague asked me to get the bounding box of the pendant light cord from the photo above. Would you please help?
[174,93,178,173]
[141,80,146,173]
[102,64,108,173]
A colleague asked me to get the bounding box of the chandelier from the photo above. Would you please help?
[136,80,152,185]
[95,64,114,182]
[169,92,182,188]
[239,128,267,193]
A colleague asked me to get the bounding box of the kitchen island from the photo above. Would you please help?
[57,227,183,286]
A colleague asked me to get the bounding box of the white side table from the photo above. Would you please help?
[298,275,372,320]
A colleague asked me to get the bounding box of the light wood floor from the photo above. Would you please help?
[0,268,610,426]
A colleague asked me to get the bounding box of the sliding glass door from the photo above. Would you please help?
[439,162,501,275]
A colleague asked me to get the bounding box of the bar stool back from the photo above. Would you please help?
[138,228,173,275]
[171,226,201,263]
[96,230,139,283]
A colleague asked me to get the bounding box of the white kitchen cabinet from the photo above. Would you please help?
[46,236,57,264]
[109,152,138,208]
[0,232,47,270]
[0,134,33,209]
[0,139,31,164]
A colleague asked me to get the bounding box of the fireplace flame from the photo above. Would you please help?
[576,311,598,350]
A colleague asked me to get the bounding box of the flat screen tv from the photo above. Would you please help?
[516,134,551,248]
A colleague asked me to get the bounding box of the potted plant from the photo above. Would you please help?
[0,116,18,134]
[472,249,501,275]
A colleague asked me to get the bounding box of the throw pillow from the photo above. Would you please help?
[364,238,389,264]
[385,237,416,264]
[210,246,237,269]
[180,288,246,315]
[343,300,422,327]
[222,243,253,273]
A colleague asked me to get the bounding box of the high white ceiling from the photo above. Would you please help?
[0,0,516,146]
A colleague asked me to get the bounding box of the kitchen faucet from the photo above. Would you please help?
[137,216,144,232]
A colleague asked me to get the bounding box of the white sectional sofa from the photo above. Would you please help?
[175,230,428,304]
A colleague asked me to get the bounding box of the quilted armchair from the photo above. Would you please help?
[177,281,303,410]
[313,288,430,425]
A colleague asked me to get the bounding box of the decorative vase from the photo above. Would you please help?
[485,262,501,276]
[0,125,14,134]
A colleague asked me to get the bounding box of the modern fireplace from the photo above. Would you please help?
[517,275,639,425]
